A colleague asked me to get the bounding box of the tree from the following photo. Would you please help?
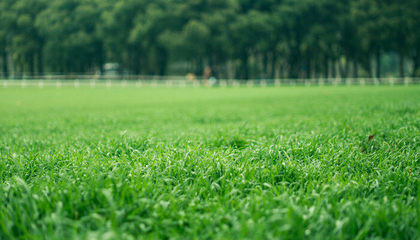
[36,0,104,74]
[6,0,47,76]
[0,0,418,78]
[0,0,15,77]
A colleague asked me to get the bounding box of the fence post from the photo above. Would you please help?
[261,80,267,87]
[231,80,238,87]
[246,80,254,87]
[3,76,415,88]
[374,78,379,86]
[166,80,172,88]
[404,77,409,86]
[90,80,96,88]
[135,80,142,88]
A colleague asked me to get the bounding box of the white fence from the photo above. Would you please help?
[1,77,419,88]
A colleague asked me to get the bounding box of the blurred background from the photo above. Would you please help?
[0,0,419,80]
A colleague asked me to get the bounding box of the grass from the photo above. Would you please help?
[0,86,419,240]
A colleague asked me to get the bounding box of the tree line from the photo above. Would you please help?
[0,0,419,79]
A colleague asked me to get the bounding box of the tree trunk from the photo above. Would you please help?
[412,51,419,78]
[2,51,8,78]
[331,58,336,78]
[37,50,43,76]
[339,60,347,78]
[376,50,381,79]
[314,59,320,78]
[240,52,249,80]
[209,55,217,78]
[270,53,277,79]
[263,52,268,77]
[29,55,35,77]
[398,51,404,78]
[306,58,311,79]
[361,56,372,78]
[324,57,329,79]
[353,60,358,78]
[288,46,300,79]
[97,45,104,75]
[344,59,350,79]
[157,47,167,76]
[196,57,204,76]
[134,53,141,75]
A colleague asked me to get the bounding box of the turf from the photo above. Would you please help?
[0,86,419,240]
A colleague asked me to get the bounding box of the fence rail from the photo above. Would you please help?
[1,77,419,88]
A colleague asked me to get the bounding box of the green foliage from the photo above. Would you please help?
[0,86,419,239]
[35,0,103,73]
[0,0,419,78]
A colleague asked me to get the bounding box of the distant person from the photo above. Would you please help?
[203,67,212,80]
[208,76,217,86]
[186,73,196,81]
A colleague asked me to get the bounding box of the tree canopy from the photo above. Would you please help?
[0,0,419,79]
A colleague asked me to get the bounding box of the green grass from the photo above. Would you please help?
[0,86,419,240]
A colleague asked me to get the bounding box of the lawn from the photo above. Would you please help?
[0,86,419,239]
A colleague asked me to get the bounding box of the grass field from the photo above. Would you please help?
[0,86,419,239]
